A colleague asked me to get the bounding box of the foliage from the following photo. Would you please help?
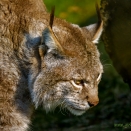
[43,0,100,25]
[31,0,131,131]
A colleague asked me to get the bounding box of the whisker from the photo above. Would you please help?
[58,100,66,116]
[103,63,112,67]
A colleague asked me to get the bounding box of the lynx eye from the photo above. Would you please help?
[97,73,102,82]
[71,80,84,89]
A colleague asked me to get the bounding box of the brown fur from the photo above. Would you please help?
[0,0,103,130]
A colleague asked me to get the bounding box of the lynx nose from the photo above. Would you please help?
[87,95,99,107]
[88,100,99,107]
[88,102,95,107]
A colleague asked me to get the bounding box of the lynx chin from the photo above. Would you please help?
[0,0,103,130]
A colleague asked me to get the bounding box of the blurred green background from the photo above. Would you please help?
[31,0,131,131]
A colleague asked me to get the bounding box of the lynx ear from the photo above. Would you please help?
[83,4,103,43]
[39,6,63,57]
[40,27,63,53]
[85,21,103,43]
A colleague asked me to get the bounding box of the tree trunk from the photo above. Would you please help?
[101,0,131,87]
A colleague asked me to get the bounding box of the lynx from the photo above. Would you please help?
[0,0,103,130]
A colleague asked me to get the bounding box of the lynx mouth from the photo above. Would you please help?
[67,106,87,116]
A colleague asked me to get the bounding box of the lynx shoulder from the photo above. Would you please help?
[0,0,103,130]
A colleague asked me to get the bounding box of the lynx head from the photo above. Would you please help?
[32,7,103,116]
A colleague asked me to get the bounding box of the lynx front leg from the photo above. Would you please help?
[0,85,33,131]
[0,102,29,131]
[0,68,33,131]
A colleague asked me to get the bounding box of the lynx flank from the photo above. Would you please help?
[0,0,103,130]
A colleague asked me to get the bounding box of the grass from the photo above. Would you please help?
[31,0,131,131]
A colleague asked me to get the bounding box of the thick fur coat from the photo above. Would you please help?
[0,0,103,130]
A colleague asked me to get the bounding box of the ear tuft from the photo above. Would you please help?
[49,6,55,29]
